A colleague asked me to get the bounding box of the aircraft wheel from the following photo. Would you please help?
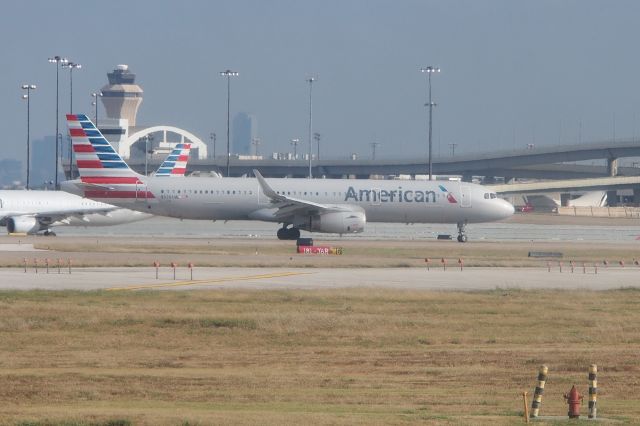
[457,234,467,243]
[277,228,287,240]
[290,228,301,240]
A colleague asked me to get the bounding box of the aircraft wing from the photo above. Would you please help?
[254,169,357,221]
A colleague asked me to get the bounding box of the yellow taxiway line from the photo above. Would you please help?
[106,271,310,291]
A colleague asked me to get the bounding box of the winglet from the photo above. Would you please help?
[254,169,284,201]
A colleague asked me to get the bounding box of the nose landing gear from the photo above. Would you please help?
[277,225,301,240]
[456,221,467,243]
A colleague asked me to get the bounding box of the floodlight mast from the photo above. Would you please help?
[421,66,440,181]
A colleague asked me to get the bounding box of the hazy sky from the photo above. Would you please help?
[2,0,640,168]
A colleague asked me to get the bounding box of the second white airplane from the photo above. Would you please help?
[64,114,514,242]
[1,142,191,235]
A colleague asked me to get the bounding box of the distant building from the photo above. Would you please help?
[0,158,22,188]
[30,136,58,186]
[232,112,257,156]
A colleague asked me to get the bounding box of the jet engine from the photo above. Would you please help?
[6,216,42,234]
[303,210,366,234]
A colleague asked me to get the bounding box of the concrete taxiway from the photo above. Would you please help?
[0,266,638,291]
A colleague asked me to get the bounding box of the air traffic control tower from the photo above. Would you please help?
[101,64,143,126]
[96,64,206,161]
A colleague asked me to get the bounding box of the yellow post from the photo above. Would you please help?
[530,364,548,418]
[522,391,530,423]
[588,364,597,419]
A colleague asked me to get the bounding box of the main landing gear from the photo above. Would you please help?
[43,230,57,237]
[277,225,300,240]
[456,221,467,243]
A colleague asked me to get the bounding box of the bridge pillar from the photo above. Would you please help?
[462,174,473,182]
[560,193,571,207]
[607,190,618,207]
[607,158,619,177]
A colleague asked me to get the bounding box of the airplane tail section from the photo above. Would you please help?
[66,114,152,201]
[155,143,191,177]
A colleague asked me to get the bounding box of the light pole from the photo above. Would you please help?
[48,55,68,189]
[306,77,316,178]
[210,132,216,159]
[220,69,238,177]
[421,66,440,180]
[21,84,36,190]
[290,138,300,159]
[91,92,103,126]
[143,134,154,175]
[370,142,380,160]
[62,62,81,113]
[63,62,81,179]
[314,132,321,160]
[252,137,261,157]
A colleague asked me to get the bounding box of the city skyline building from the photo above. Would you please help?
[232,112,258,156]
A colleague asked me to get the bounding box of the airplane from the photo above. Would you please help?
[64,114,514,242]
[0,143,191,236]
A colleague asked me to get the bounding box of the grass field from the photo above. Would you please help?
[1,288,638,425]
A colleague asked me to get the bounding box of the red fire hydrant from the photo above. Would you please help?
[564,385,583,418]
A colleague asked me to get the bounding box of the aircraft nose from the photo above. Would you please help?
[499,199,515,218]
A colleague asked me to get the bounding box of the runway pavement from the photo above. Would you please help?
[1,266,638,291]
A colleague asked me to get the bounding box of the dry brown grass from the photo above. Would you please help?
[0,288,638,425]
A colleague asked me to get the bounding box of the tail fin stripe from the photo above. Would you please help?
[89,138,110,146]
[77,160,104,169]
[96,154,122,161]
[74,145,96,153]
[92,145,116,153]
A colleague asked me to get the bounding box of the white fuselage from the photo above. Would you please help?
[0,190,151,234]
[67,176,514,225]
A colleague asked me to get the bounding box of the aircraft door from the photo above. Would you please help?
[135,182,149,204]
[460,184,471,208]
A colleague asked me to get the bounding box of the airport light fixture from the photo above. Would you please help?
[21,84,36,190]
[306,77,317,178]
[210,132,216,159]
[220,69,239,177]
[252,137,261,157]
[314,132,321,160]
[290,138,300,159]
[91,92,103,126]
[370,141,380,160]
[421,66,440,180]
[63,62,81,179]
[48,55,68,189]
[62,62,82,113]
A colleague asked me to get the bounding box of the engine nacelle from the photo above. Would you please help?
[7,216,42,234]
[301,210,366,234]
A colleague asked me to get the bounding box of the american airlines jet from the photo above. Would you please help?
[65,114,514,242]
[0,143,191,235]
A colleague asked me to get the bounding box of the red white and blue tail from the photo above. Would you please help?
[66,114,152,200]
[154,143,191,177]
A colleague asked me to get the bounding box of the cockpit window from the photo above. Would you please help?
[490,193,497,199]
[484,193,490,199]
